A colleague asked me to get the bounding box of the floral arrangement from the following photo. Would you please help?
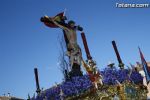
[33,66,147,100]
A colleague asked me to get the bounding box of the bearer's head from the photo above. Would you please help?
[68,20,75,28]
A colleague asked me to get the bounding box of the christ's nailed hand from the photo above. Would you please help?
[44,15,49,19]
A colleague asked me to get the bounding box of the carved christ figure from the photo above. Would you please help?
[49,17,83,68]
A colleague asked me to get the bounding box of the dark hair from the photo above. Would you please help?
[68,20,75,25]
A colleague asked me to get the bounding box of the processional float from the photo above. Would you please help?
[31,11,150,100]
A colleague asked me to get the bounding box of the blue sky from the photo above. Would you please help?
[0,0,150,99]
